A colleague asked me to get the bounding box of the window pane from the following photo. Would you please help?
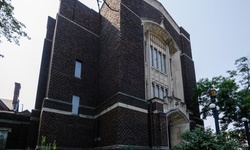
[163,54,166,73]
[160,87,164,99]
[164,89,168,98]
[150,45,153,66]
[158,52,162,71]
[153,48,157,68]
[170,58,172,76]
[151,83,155,98]
[155,85,159,97]
[75,61,82,78]
[72,95,80,115]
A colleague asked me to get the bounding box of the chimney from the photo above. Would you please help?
[12,82,21,112]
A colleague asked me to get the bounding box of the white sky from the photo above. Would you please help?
[0,0,249,130]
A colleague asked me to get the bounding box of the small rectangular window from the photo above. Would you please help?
[74,61,82,78]
[72,95,80,115]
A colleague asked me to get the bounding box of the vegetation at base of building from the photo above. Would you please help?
[0,0,30,45]
[0,134,7,149]
[171,127,245,150]
[126,145,132,150]
[193,56,250,142]
[40,136,56,150]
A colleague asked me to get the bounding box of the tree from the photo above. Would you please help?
[171,127,244,150]
[194,56,250,134]
[0,0,30,45]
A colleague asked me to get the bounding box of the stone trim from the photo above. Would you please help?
[0,128,12,132]
[152,146,169,150]
[42,102,148,119]
[0,119,30,125]
[181,33,190,42]
[142,21,179,54]
[45,38,53,42]
[45,98,95,110]
[121,2,141,19]
[30,117,40,121]
[180,53,193,61]
[96,144,150,149]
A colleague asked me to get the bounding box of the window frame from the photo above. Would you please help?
[74,60,82,78]
[72,95,80,115]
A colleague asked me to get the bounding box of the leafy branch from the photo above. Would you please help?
[0,0,30,45]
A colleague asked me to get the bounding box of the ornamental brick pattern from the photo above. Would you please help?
[28,0,204,149]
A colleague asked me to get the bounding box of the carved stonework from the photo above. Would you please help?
[151,68,168,86]
[143,22,178,54]
[164,97,189,121]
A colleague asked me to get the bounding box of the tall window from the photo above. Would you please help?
[158,51,162,71]
[149,34,167,74]
[150,45,154,66]
[153,48,157,68]
[72,95,80,115]
[163,54,166,73]
[74,60,82,78]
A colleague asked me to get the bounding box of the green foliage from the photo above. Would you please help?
[0,134,7,149]
[126,145,132,150]
[41,136,56,150]
[194,56,250,131]
[171,127,244,150]
[0,0,30,45]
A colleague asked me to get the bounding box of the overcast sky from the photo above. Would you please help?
[0,0,249,130]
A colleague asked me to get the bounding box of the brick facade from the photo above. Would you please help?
[0,111,30,149]
[28,0,204,149]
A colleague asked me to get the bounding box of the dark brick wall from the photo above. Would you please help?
[181,55,201,119]
[26,109,41,148]
[180,28,192,59]
[95,93,148,147]
[95,108,119,147]
[39,111,95,148]
[47,13,99,107]
[149,112,168,147]
[35,17,55,110]
[180,29,201,122]
[98,0,121,103]
[117,107,148,146]
[34,0,205,149]
[42,98,95,116]
[120,1,145,99]
[59,0,100,35]
[96,107,148,147]
[96,93,147,115]
[0,112,30,149]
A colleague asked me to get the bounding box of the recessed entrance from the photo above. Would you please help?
[167,111,189,148]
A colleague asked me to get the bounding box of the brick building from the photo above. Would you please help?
[33,0,204,149]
